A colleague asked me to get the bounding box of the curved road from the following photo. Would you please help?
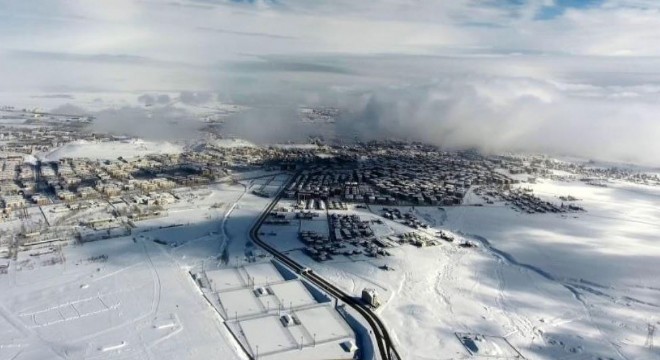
[248,172,401,360]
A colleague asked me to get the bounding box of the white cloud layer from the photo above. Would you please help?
[1,0,659,165]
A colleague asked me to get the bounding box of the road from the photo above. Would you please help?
[248,172,401,360]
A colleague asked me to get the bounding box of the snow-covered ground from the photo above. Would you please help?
[0,235,246,359]
[207,138,257,148]
[0,182,254,360]
[40,139,183,161]
[263,178,660,360]
[269,144,320,150]
[2,162,658,360]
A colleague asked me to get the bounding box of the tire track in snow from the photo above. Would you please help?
[434,269,454,315]
[459,231,631,360]
[434,250,464,317]
[216,183,248,265]
[0,303,64,359]
[493,258,519,337]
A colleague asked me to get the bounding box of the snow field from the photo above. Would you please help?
[0,185,252,360]
[261,178,660,359]
[41,139,183,161]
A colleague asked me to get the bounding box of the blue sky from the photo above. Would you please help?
[537,0,604,19]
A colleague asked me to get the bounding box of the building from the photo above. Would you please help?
[361,288,380,308]
[31,194,50,205]
[2,195,26,210]
[56,190,77,201]
[341,340,358,353]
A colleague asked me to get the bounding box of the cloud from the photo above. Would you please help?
[32,94,74,99]
[50,103,88,116]
[10,50,155,64]
[226,59,353,74]
[2,0,660,165]
[91,105,201,141]
[179,91,213,105]
[333,75,660,166]
[8,50,200,68]
[220,69,660,166]
[196,26,297,40]
[138,93,172,106]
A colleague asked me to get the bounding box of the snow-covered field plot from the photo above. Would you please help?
[124,182,248,275]
[218,288,267,318]
[295,305,354,343]
[250,174,289,197]
[211,262,323,319]
[203,258,355,360]
[40,139,182,161]
[243,262,286,285]
[0,206,47,235]
[207,268,247,292]
[239,314,298,354]
[235,305,356,360]
[269,280,318,309]
[133,183,245,232]
[261,179,660,360]
[40,201,114,227]
[0,225,247,360]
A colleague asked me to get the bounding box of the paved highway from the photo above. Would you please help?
[249,172,401,360]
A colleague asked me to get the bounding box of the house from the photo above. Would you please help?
[31,194,50,205]
[341,340,358,353]
[361,288,380,308]
[2,195,25,209]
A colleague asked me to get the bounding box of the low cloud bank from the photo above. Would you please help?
[48,74,660,167]
[92,105,201,141]
[333,76,660,166]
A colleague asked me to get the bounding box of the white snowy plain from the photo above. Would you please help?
[2,173,659,360]
[40,139,183,161]
[0,183,249,360]
[266,177,660,360]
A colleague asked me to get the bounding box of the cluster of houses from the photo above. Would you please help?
[495,154,660,187]
[381,208,429,229]
[0,120,103,156]
[280,143,519,207]
[0,141,279,215]
[300,231,338,262]
[395,232,439,248]
[501,189,569,214]
[0,156,31,212]
[299,214,396,262]
[358,152,513,206]
[473,185,575,214]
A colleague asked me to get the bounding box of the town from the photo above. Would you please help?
[0,106,659,360]
[0,122,612,261]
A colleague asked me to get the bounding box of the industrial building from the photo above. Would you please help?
[200,261,359,360]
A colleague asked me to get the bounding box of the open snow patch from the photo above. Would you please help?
[41,139,182,161]
[457,333,524,358]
